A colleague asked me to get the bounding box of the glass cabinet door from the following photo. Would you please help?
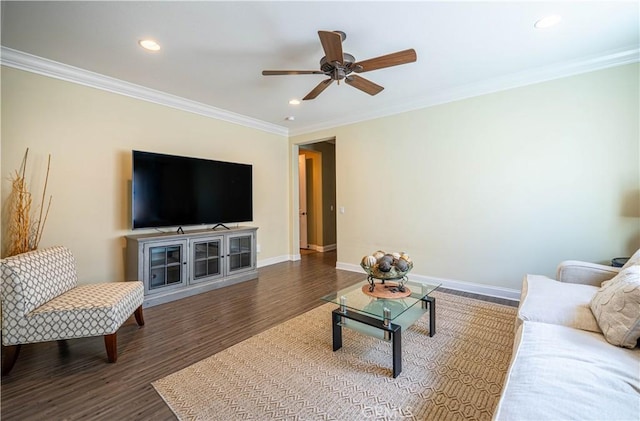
[227,233,255,274]
[190,237,224,284]
[144,240,187,294]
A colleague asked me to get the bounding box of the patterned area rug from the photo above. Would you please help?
[152,291,516,420]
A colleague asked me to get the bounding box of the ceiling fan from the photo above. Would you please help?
[262,30,417,100]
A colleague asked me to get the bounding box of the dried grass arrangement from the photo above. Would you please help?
[6,148,52,257]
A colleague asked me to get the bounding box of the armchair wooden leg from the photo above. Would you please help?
[134,306,145,326]
[2,344,22,375]
[57,340,70,357]
[104,333,117,363]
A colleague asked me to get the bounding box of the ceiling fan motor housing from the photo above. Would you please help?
[320,53,356,79]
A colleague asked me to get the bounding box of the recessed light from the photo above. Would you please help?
[139,39,161,51]
[289,99,301,105]
[285,116,295,121]
[534,15,562,29]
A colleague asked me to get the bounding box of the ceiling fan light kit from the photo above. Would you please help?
[262,30,417,100]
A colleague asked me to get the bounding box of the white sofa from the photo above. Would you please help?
[493,254,640,421]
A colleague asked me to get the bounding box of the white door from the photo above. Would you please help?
[298,154,308,249]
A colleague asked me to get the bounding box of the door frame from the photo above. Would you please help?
[298,153,309,249]
[291,137,336,260]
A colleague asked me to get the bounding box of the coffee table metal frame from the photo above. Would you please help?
[325,280,437,378]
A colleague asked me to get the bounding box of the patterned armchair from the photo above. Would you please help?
[0,246,144,375]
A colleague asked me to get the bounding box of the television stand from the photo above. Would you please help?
[126,226,258,307]
[211,223,231,230]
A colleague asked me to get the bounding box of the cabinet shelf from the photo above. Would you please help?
[126,226,258,307]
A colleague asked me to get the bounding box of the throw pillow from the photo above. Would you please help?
[621,249,640,270]
[590,265,640,348]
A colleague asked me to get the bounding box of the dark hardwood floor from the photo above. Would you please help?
[0,251,516,420]
[0,251,359,420]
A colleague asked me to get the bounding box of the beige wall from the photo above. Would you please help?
[3,63,638,292]
[1,67,290,283]
[291,63,640,290]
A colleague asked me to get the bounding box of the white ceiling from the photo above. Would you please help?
[1,1,639,136]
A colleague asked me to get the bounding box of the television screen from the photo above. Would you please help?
[132,150,253,229]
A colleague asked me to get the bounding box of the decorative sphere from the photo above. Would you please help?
[391,252,401,261]
[395,259,409,272]
[379,255,394,265]
[362,255,377,268]
[400,253,412,263]
[378,260,392,272]
[373,250,385,261]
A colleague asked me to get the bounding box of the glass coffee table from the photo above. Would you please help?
[321,278,440,378]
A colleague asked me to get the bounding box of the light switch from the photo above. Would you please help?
[339,207,345,214]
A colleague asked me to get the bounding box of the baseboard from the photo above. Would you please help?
[335,261,521,302]
[307,243,337,252]
[256,257,519,301]
[257,255,292,268]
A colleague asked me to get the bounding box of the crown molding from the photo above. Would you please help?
[2,46,637,139]
[289,46,640,137]
[0,47,289,137]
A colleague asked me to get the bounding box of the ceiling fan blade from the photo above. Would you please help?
[353,49,417,73]
[345,75,384,96]
[303,79,334,100]
[262,70,325,76]
[318,30,344,64]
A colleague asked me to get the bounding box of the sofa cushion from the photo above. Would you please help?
[518,274,600,332]
[590,265,640,348]
[494,321,640,421]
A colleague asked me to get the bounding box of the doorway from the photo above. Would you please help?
[298,153,309,249]
[298,140,336,256]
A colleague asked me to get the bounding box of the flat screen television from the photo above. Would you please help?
[132,150,253,230]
